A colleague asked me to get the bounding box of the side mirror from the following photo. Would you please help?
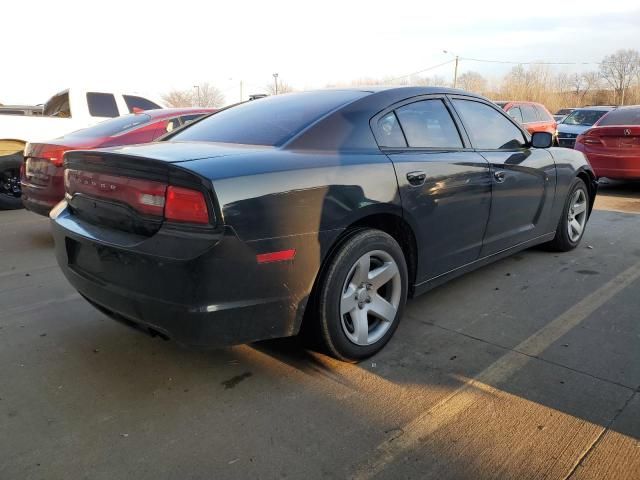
[531,131,553,148]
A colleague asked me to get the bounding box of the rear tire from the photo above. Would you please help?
[315,229,408,362]
[546,177,589,252]
[0,153,24,210]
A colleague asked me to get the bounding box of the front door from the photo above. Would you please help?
[450,98,556,256]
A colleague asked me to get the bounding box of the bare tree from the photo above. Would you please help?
[265,80,295,95]
[456,71,488,94]
[599,49,640,105]
[162,89,194,108]
[162,82,225,108]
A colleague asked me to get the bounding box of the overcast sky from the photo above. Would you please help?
[1,0,639,106]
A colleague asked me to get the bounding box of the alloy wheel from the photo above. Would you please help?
[567,188,587,242]
[0,167,21,198]
[340,250,401,346]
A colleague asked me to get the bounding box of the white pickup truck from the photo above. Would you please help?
[0,88,162,209]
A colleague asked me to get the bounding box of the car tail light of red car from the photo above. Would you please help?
[26,143,69,167]
[575,133,604,146]
[64,169,209,224]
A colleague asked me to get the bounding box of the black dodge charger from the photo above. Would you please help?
[51,87,597,361]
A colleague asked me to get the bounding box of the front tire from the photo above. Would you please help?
[316,229,408,362]
[546,177,590,251]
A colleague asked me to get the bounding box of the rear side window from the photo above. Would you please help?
[394,100,462,148]
[453,99,526,150]
[123,95,161,113]
[520,104,539,123]
[377,112,406,147]
[43,91,71,118]
[507,106,523,123]
[171,90,368,146]
[597,108,640,126]
[534,105,553,122]
[87,92,119,117]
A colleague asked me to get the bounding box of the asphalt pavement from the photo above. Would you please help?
[1,182,639,480]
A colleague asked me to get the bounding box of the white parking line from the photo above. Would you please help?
[352,260,640,480]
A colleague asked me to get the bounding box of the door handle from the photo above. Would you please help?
[407,171,427,186]
[494,170,506,183]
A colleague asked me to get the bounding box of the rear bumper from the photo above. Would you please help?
[51,204,320,348]
[587,153,640,180]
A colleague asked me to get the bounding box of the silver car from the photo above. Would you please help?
[557,106,616,148]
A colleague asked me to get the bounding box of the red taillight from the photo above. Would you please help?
[577,135,603,146]
[28,144,68,167]
[164,186,209,224]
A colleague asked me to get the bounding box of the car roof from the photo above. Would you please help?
[573,106,617,111]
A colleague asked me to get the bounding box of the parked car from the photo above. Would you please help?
[495,101,557,136]
[574,105,640,180]
[21,108,214,216]
[553,108,576,123]
[51,87,596,362]
[0,104,43,116]
[556,106,616,148]
[0,88,162,209]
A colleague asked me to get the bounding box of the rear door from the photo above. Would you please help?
[373,96,492,281]
[450,97,556,256]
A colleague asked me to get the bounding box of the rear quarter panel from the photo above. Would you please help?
[548,147,597,221]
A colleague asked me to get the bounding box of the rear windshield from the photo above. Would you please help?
[597,108,640,126]
[64,114,152,139]
[170,90,368,146]
[561,110,609,126]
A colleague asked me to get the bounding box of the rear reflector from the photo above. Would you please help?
[65,169,166,217]
[164,186,209,224]
[256,249,296,264]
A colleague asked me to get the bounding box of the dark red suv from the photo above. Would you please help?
[21,108,215,216]
[495,101,557,136]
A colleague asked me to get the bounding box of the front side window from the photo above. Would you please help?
[123,95,161,112]
[87,92,119,117]
[453,99,526,150]
[521,104,539,123]
[394,100,463,149]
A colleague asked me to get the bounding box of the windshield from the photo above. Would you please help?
[597,108,640,126]
[64,114,152,139]
[170,90,369,146]
[561,109,609,126]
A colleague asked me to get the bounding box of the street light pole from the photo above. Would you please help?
[193,85,200,106]
[273,73,279,95]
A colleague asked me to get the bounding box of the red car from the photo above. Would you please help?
[575,106,640,180]
[495,101,557,136]
[21,108,215,215]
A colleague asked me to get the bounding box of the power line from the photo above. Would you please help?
[460,56,600,66]
[390,59,456,81]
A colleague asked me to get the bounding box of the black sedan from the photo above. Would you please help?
[51,87,597,361]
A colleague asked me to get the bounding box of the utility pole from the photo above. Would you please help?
[193,85,200,106]
[443,50,459,89]
[273,73,279,95]
[453,55,459,89]
[240,80,243,102]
